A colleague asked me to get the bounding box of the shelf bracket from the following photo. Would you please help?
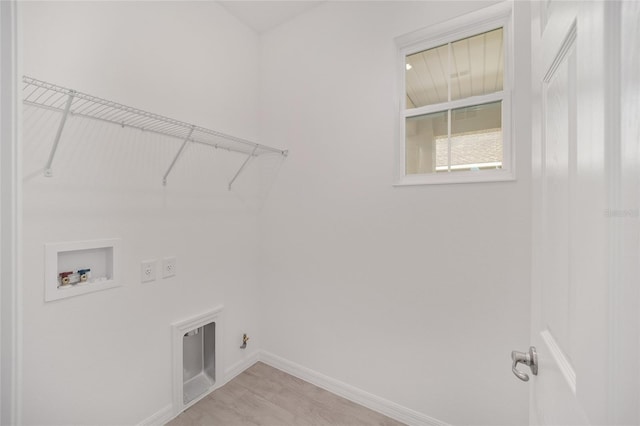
[163,126,195,186]
[228,145,258,191]
[44,91,75,177]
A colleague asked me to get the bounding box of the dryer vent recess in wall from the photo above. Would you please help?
[183,323,216,404]
[171,306,224,415]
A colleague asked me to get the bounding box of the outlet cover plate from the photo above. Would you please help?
[162,257,176,278]
[141,260,156,283]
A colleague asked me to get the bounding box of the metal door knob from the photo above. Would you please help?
[511,346,538,381]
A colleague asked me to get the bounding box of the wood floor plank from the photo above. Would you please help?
[167,362,405,426]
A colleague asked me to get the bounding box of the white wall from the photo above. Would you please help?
[21,1,533,425]
[21,2,264,424]
[258,2,532,425]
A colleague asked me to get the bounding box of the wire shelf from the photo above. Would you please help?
[22,76,287,188]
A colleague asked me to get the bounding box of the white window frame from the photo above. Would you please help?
[394,1,514,186]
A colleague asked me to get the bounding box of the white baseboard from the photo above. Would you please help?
[224,351,260,384]
[137,404,173,426]
[141,352,260,426]
[141,350,447,426]
[259,351,448,426]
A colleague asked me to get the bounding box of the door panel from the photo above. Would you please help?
[530,1,639,424]
[533,8,588,423]
[541,41,575,368]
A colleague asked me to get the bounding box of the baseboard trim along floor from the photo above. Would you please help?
[138,404,174,426]
[138,350,448,426]
[259,351,447,426]
[225,351,262,385]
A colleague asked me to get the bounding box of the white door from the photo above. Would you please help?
[528,1,639,424]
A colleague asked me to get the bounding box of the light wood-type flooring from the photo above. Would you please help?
[167,362,405,426]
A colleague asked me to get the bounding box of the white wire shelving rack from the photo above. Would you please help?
[22,76,288,190]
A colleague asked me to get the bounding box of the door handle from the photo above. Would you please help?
[511,346,538,381]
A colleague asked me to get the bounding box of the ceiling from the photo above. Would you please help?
[218,1,325,33]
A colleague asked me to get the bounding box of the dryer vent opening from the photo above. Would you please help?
[183,322,215,404]
[172,305,223,415]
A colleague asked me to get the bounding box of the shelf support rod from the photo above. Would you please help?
[163,126,195,186]
[228,145,258,191]
[44,91,75,177]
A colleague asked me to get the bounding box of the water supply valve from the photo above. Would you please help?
[58,268,92,287]
[59,271,73,286]
[78,268,91,282]
[240,334,249,349]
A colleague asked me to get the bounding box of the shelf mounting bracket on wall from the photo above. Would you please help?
[228,145,258,191]
[163,126,195,186]
[44,90,75,177]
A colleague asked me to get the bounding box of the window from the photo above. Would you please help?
[395,3,513,185]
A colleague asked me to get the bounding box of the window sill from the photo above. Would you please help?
[393,169,515,186]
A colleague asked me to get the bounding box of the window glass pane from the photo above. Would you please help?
[448,101,502,171]
[405,111,447,174]
[405,44,448,108]
[451,28,503,100]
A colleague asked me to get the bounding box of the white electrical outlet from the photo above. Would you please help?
[141,260,156,283]
[162,257,176,278]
